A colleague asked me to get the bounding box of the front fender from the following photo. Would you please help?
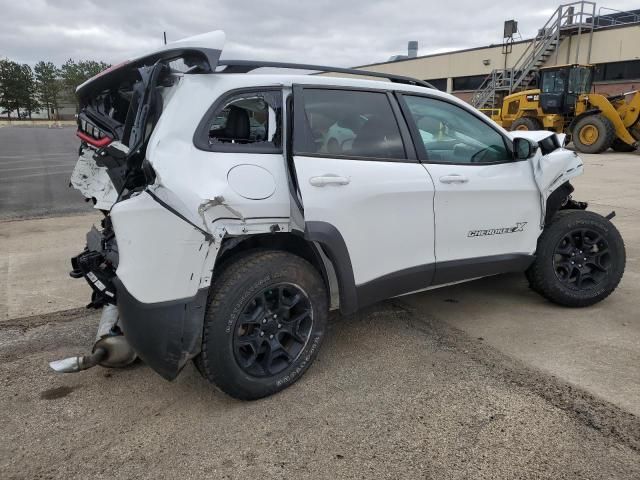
[532,148,584,198]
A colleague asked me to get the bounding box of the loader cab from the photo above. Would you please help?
[539,65,593,115]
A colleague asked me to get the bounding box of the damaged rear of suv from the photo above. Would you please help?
[52,31,626,400]
[57,32,227,380]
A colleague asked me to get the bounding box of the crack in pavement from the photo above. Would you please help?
[391,299,640,453]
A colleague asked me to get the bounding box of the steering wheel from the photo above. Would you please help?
[470,146,493,163]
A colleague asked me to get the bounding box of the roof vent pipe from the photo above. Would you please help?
[408,41,418,58]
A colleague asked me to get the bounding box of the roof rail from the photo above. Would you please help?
[216,60,435,89]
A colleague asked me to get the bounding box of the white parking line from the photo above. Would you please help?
[0,171,71,182]
[0,156,73,166]
[0,163,72,173]
[0,153,74,159]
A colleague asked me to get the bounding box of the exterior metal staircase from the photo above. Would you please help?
[471,1,596,109]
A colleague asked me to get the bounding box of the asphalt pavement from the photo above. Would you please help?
[0,126,92,220]
[1,305,639,479]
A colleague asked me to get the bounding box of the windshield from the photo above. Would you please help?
[541,69,568,93]
[568,67,593,94]
[542,67,593,94]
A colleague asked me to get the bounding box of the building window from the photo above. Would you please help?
[593,60,640,82]
[452,74,487,91]
[424,78,447,91]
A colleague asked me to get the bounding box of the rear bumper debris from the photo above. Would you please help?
[114,278,208,380]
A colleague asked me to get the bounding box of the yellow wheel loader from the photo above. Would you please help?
[488,64,640,153]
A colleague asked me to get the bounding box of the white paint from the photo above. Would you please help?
[110,191,214,303]
[293,155,436,285]
[424,159,542,262]
[529,147,584,197]
[510,130,585,222]
[227,164,276,200]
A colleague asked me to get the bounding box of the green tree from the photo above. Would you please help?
[60,59,111,110]
[34,61,61,120]
[0,59,22,119]
[18,64,39,119]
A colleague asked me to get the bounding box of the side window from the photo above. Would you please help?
[199,90,282,152]
[295,89,406,160]
[402,95,511,164]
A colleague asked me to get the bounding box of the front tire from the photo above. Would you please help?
[527,211,625,307]
[195,251,328,400]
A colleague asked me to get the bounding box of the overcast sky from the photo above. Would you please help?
[1,0,638,67]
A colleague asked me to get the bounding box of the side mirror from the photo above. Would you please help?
[513,137,537,160]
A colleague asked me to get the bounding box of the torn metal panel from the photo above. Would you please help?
[198,196,245,223]
[70,148,119,210]
[210,218,291,236]
[511,131,585,226]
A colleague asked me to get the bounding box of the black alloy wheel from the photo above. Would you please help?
[526,210,625,307]
[233,283,313,377]
[552,228,610,290]
[195,250,328,400]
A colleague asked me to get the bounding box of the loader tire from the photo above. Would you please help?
[526,210,625,308]
[572,114,615,154]
[511,117,543,131]
[611,138,636,152]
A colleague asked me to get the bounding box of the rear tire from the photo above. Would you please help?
[572,114,615,153]
[511,117,543,131]
[195,250,328,400]
[526,211,625,307]
[611,138,636,152]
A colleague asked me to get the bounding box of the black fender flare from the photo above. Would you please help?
[545,182,574,225]
[304,221,358,315]
[544,181,588,225]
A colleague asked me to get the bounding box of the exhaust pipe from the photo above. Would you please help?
[49,304,136,373]
[49,348,107,373]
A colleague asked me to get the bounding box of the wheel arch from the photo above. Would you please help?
[544,182,575,225]
[215,227,356,315]
[567,109,601,133]
[543,181,588,226]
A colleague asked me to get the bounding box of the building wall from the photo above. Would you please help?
[347,24,640,101]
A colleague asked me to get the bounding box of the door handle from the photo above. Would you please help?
[309,175,350,187]
[439,174,469,184]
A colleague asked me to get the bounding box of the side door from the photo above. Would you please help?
[291,85,436,310]
[397,93,542,285]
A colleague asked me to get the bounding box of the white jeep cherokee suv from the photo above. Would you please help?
[52,32,626,400]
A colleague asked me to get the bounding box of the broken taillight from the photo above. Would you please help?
[76,130,113,148]
[77,116,112,148]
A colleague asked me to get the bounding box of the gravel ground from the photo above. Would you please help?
[1,301,638,480]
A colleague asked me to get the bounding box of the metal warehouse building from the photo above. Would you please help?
[352,2,640,108]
